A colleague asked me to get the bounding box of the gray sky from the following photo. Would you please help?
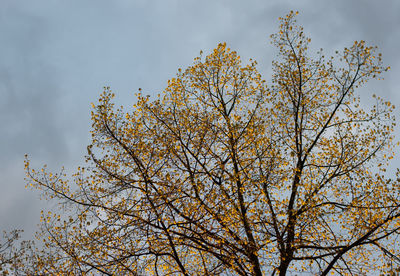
[1,0,399,240]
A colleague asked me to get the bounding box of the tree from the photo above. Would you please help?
[0,230,35,275]
[23,11,400,275]
[0,230,22,274]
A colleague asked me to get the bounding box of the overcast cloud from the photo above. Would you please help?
[1,0,399,240]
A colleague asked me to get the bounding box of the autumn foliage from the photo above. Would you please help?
[3,12,400,275]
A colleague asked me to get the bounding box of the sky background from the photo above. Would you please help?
[1,0,399,240]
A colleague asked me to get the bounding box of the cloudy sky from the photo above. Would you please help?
[1,0,399,240]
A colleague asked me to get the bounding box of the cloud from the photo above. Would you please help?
[0,2,70,237]
[1,0,399,240]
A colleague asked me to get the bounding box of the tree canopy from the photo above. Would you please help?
[2,11,400,275]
